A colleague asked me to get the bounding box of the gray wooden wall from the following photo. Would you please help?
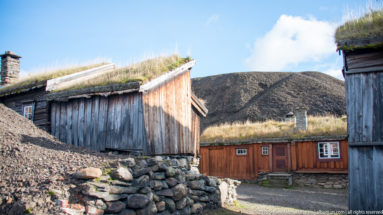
[51,93,147,152]
[345,49,383,210]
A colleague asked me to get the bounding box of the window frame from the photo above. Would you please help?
[317,142,341,160]
[261,146,269,156]
[23,103,35,121]
[235,148,248,156]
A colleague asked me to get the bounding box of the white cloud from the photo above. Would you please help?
[206,14,219,26]
[245,15,337,71]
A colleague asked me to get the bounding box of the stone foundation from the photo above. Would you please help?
[59,155,240,215]
[293,173,348,189]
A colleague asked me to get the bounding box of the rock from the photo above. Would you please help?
[189,180,205,190]
[206,177,217,187]
[139,186,151,194]
[95,199,106,209]
[147,158,159,166]
[110,180,132,187]
[219,181,228,204]
[170,159,180,167]
[186,197,194,206]
[173,184,187,200]
[74,167,102,179]
[138,159,148,168]
[153,193,160,202]
[156,201,166,212]
[165,178,178,187]
[120,158,136,168]
[190,190,205,196]
[134,167,151,177]
[178,158,188,168]
[159,163,169,171]
[190,166,200,174]
[205,186,217,193]
[176,198,187,209]
[199,195,209,202]
[119,209,136,215]
[181,206,191,215]
[86,206,104,215]
[191,203,203,214]
[166,167,176,177]
[127,194,150,209]
[324,184,332,189]
[156,189,174,197]
[151,165,160,172]
[136,202,157,215]
[85,191,127,202]
[111,167,133,182]
[161,180,169,189]
[153,172,166,180]
[110,186,139,194]
[105,201,126,213]
[209,193,220,202]
[164,198,176,212]
[146,192,154,201]
[133,175,150,188]
[333,184,344,189]
[150,180,163,191]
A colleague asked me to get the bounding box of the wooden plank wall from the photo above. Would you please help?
[291,140,348,173]
[199,145,257,180]
[142,71,194,155]
[51,93,147,152]
[345,52,383,211]
[191,109,201,156]
[0,88,50,131]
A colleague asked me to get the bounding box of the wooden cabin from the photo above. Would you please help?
[336,10,383,211]
[0,53,207,156]
[200,136,348,179]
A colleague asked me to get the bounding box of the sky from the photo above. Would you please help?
[0,0,381,80]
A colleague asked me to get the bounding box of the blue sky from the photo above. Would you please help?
[0,0,379,79]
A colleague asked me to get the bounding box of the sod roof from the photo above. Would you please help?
[335,9,383,50]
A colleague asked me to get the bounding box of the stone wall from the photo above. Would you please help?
[1,51,20,85]
[293,173,348,189]
[58,156,240,215]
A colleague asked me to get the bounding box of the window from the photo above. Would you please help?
[318,142,340,159]
[236,148,247,156]
[23,105,33,120]
[261,146,269,155]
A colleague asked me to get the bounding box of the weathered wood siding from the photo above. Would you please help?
[142,70,193,155]
[200,139,348,179]
[191,108,200,156]
[0,88,50,131]
[292,140,348,173]
[51,93,147,152]
[344,49,383,210]
[200,145,257,180]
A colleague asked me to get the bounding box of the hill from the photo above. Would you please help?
[192,71,346,130]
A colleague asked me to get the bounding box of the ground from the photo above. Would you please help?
[206,184,348,215]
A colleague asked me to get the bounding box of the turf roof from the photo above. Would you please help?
[336,9,383,50]
[0,63,107,96]
[53,54,191,92]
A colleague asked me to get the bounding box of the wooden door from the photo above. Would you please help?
[272,144,288,172]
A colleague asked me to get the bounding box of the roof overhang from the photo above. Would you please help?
[191,93,208,117]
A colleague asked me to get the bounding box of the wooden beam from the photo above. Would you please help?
[269,144,273,172]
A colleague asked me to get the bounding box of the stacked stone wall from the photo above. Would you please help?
[293,173,348,189]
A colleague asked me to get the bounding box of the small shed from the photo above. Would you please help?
[336,10,383,211]
[0,54,207,156]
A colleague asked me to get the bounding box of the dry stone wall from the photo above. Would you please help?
[60,155,239,215]
[293,173,348,189]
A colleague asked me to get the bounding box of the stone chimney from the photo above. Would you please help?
[0,51,21,86]
[294,107,307,131]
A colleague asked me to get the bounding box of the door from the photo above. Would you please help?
[272,144,288,172]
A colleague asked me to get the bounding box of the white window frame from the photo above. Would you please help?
[318,142,340,159]
[261,146,269,155]
[235,148,247,156]
[23,104,33,120]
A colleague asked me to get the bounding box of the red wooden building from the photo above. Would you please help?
[200,136,348,180]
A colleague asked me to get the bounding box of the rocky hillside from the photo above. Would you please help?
[0,103,119,214]
[192,71,346,130]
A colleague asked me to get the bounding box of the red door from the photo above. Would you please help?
[272,144,288,172]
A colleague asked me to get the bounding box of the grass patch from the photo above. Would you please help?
[48,190,56,196]
[54,54,191,92]
[24,208,32,214]
[201,115,347,142]
[0,63,107,94]
[336,9,383,47]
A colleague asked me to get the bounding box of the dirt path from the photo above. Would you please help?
[206,184,348,215]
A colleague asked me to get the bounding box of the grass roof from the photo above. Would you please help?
[54,54,191,92]
[335,9,383,50]
[0,63,107,95]
[201,115,347,143]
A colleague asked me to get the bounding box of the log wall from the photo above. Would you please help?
[344,48,383,210]
[142,71,193,155]
[51,93,147,152]
[0,88,50,131]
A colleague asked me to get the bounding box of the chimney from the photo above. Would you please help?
[294,107,307,131]
[0,51,21,86]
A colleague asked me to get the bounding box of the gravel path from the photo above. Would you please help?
[233,184,348,215]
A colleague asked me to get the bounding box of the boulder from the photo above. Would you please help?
[111,167,133,182]
[74,167,102,179]
[136,202,157,215]
[164,198,176,212]
[173,184,187,201]
[127,194,150,209]
[156,189,174,197]
[119,209,136,215]
[189,180,205,190]
[156,201,166,212]
[134,167,151,177]
[176,198,187,210]
[110,186,138,194]
[105,201,126,213]
[191,203,203,214]
[165,178,178,187]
